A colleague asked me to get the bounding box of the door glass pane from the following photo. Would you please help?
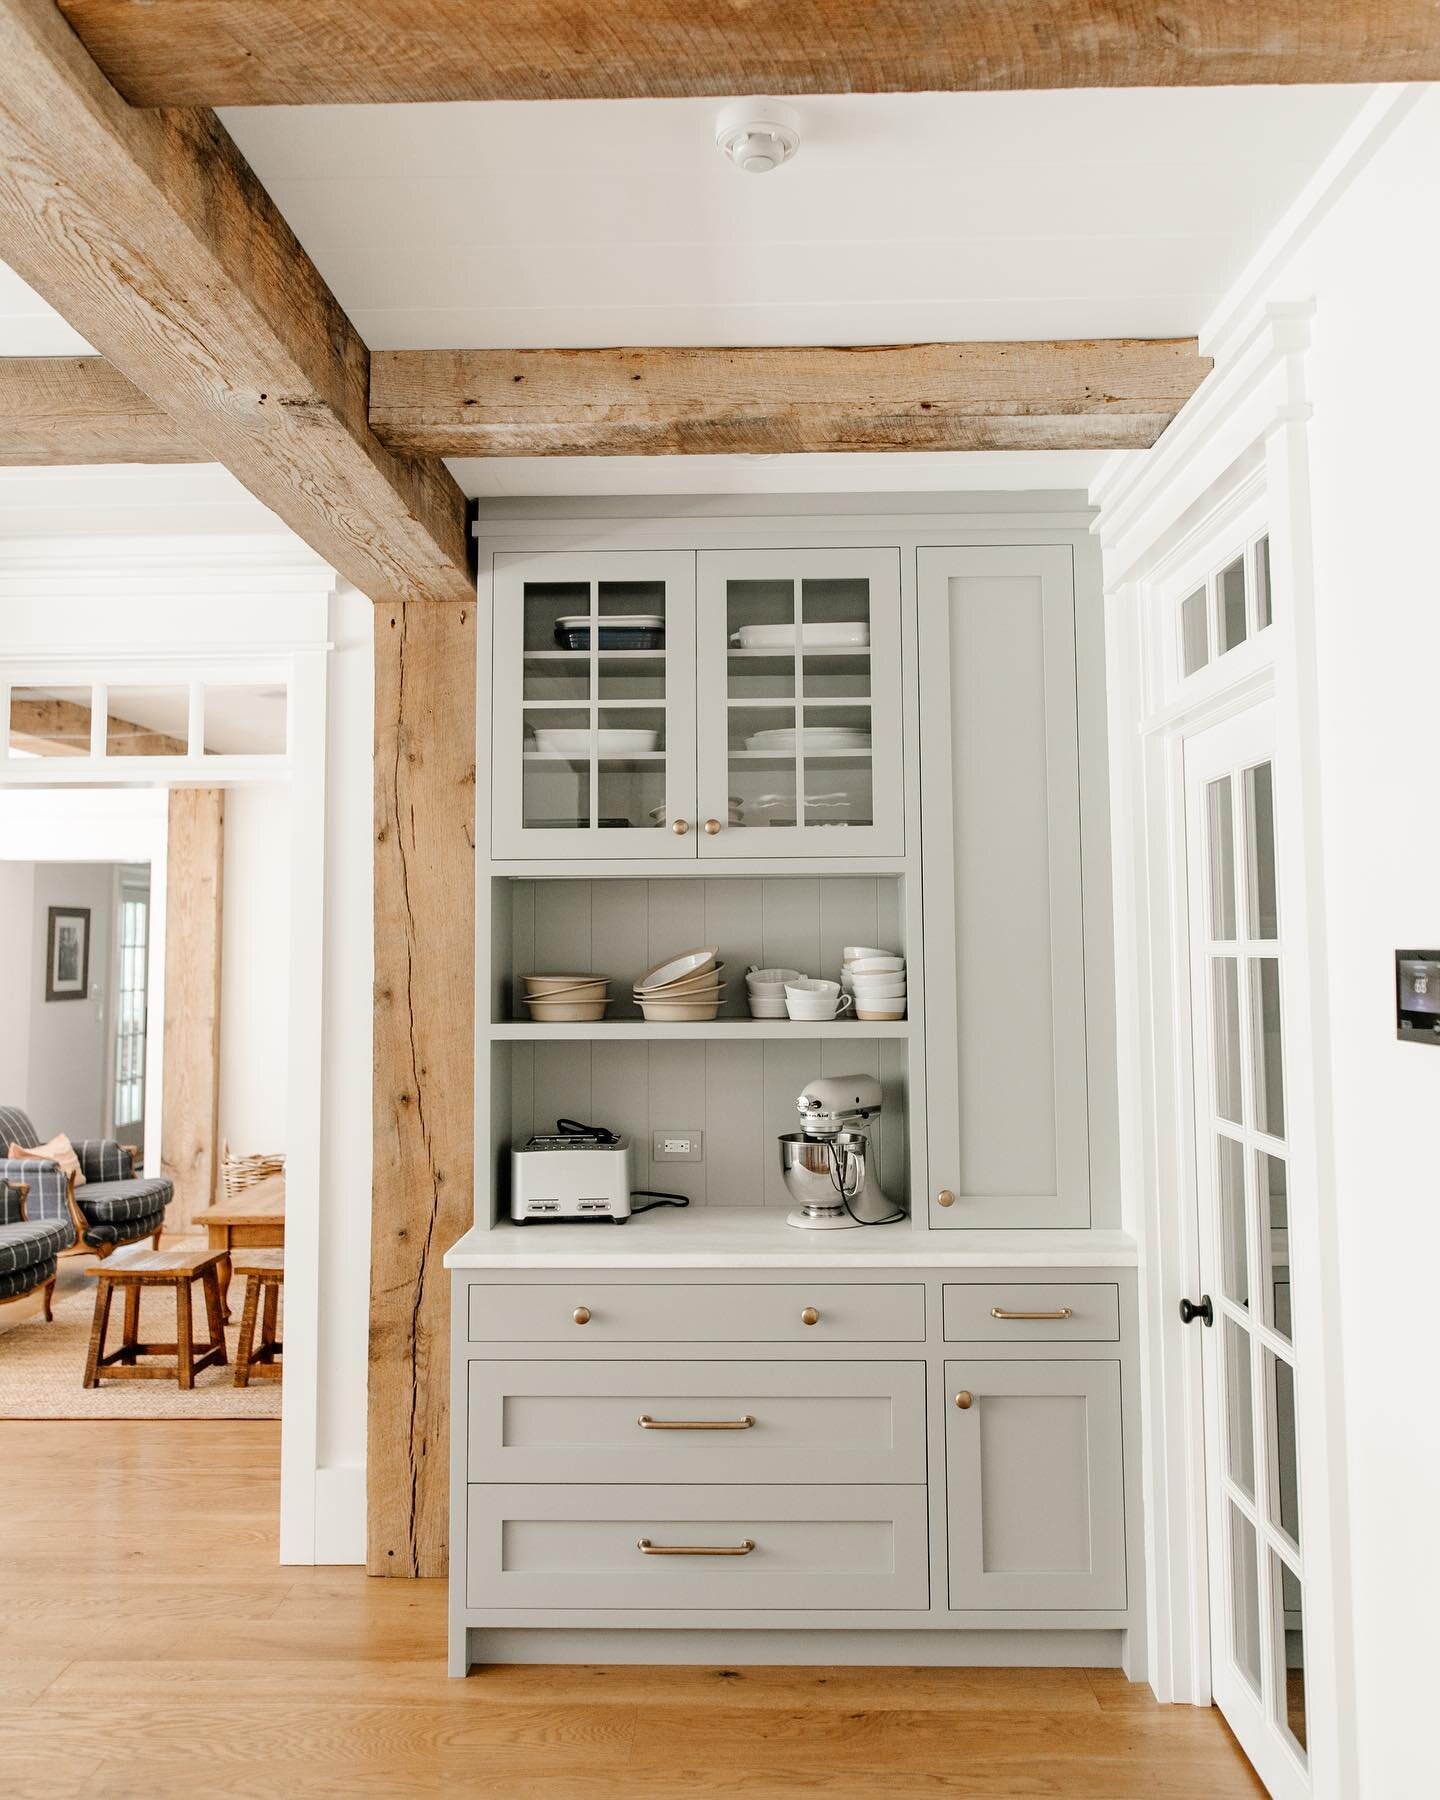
[1212,957,1243,1125]
[1250,958,1286,1139]
[108,685,191,756]
[1224,1316,1256,1499]
[1206,776,1237,940]
[1254,535,1273,631]
[1243,762,1279,940]
[1272,1553,1308,1756]
[1218,556,1248,653]
[520,577,670,832]
[7,685,93,757]
[1181,587,1209,676]
[1230,1504,1263,1695]
[1258,1151,1291,1342]
[1266,1351,1302,1550]
[726,572,873,834]
[202,685,286,756]
[1217,1133,1249,1307]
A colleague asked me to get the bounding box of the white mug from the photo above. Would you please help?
[786,991,853,1020]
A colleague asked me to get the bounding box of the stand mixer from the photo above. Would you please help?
[778,1073,902,1229]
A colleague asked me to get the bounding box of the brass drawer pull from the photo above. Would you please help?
[637,1538,756,1556]
[991,1306,1074,1321]
[572,1307,591,1325]
[637,1414,756,1431]
[800,1307,820,1326]
[955,1390,974,1409]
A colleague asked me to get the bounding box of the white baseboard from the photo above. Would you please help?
[464,1627,1126,1669]
[312,1464,366,1564]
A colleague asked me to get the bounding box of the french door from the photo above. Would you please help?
[1184,702,1309,1797]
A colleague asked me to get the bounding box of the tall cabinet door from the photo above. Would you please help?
[695,548,904,857]
[491,551,697,859]
[919,546,1090,1227]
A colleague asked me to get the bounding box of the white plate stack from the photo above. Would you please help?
[633,947,725,1021]
[743,726,871,755]
[841,947,906,1021]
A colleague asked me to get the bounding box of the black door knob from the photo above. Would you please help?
[1179,1294,1214,1328]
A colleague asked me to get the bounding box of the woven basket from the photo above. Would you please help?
[220,1141,286,1203]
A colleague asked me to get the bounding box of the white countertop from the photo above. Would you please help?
[443,1208,1137,1270]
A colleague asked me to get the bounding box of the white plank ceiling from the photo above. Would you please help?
[3,85,1370,500]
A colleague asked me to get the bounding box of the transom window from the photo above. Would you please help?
[1180,532,1273,680]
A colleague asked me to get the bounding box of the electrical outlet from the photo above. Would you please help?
[653,1130,703,1162]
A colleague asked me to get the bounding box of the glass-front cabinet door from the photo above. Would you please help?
[695,549,904,857]
[491,550,697,858]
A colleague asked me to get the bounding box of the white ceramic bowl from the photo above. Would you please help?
[852,977,907,999]
[855,1003,906,1022]
[786,977,841,999]
[533,728,659,756]
[746,996,790,1018]
[634,962,725,997]
[635,946,719,990]
[842,945,896,964]
[848,954,905,975]
[746,966,803,990]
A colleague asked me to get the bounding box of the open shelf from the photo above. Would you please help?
[490,1019,910,1041]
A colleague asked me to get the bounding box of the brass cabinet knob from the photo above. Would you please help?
[936,1189,956,1208]
[572,1306,591,1325]
[955,1390,974,1410]
[671,818,689,836]
[800,1306,820,1326]
[704,818,722,836]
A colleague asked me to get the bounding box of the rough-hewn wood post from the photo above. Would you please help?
[160,787,224,1231]
[369,600,475,1576]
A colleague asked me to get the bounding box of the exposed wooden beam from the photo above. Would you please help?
[370,601,475,1578]
[161,787,225,1234]
[0,355,201,466]
[370,340,1212,458]
[0,0,471,604]
[53,2,1440,106]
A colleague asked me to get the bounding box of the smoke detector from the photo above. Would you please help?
[715,100,801,174]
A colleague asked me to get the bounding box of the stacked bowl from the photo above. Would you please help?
[633,947,725,1021]
[745,966,802,1019]
[841,946,907,1021]
[522,973,611,1022]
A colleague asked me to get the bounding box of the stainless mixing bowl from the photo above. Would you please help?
[778,1130,870,1209]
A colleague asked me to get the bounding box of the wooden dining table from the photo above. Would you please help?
[192,1174,284,1321]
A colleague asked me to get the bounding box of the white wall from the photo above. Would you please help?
[0,859,34,1103]
[313,585,374,1559]
[26,861,113,1138]
[1271,93,1440,1800]
[219,783,291,1156]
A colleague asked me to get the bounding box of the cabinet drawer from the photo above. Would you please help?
[466,1282,924,1344]
[942,1282,1119,1343]
[468,1360,927,1484]
[466,1484,929,1611]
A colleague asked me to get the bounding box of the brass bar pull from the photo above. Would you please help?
[637,1538,756,1556]
[637,1414,756,1431]
[991,1306,1074,1321]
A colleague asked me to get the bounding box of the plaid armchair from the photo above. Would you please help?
[0,1177,66,1314]
[0,1104,173,1259]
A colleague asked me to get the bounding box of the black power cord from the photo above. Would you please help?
[553,1119,690,1217]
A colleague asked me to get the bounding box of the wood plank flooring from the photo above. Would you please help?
[0,1420,1265,1799]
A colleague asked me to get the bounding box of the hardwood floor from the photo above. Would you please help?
[0,1420,1265,1799]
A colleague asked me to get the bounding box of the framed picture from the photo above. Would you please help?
[45,905,90,1002]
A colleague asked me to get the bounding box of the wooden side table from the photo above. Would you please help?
[233,1248,284,1386]
[192,1174,285,1322]
[83,1248,228,1390]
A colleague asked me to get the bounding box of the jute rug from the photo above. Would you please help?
[0,1251,281,1419]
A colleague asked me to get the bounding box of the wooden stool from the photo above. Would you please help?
[83,1248,228,1390]
[233,1248,284,1386]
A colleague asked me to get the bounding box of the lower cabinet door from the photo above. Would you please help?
[466,1484,929,1611]
[945,1359,1126,1610]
